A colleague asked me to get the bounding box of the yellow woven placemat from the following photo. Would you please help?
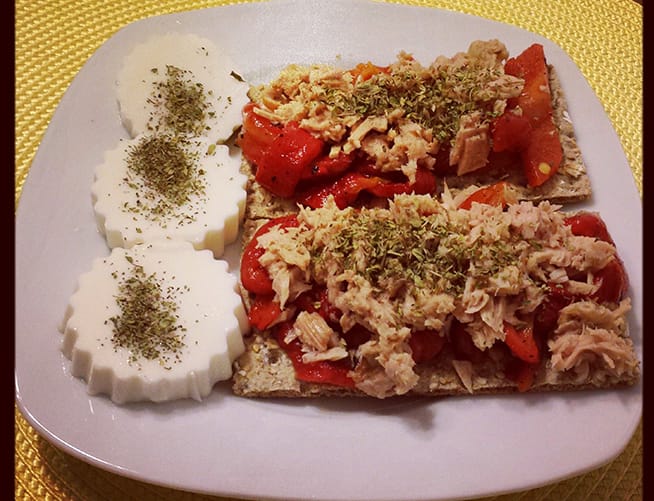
[15,0,642,499]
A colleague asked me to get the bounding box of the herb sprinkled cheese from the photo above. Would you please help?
[108,255,187,368]
[148,65,214,136]
[124,134,206,221]
[116,32,249,142]
[60,241,248,404]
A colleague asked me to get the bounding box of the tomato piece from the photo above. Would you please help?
[458,181,510,210]
[592,258,629,303]
[301,152,353,180]
[449,320,485,364]
[273,322,355,388]
[491,111,532,153]
[564,212,615,245]
[503,322,540,364]
[409,329,446,363]
[248,295,283,330]
[521,119,562,187]
[296,172,382,209]
[240,215,299,295]
[239,104,282,166]
[255,122,325,198]
[504,43,552,127]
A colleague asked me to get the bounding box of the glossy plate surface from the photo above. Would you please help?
[15,1,642,500]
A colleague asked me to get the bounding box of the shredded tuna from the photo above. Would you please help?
[248,40,523,177]
[293,311,337,352]
[548,299,637,382]
[450,112,491,175]
[254,194,631,396]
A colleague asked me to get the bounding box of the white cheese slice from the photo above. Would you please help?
[92,134,246,258]
[60,240,249,404]
[116,32,249,142]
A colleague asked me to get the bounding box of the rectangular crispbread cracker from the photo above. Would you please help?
[231,59,638,400]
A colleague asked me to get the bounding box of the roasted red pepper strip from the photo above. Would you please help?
[349,62,390,81]
[503,322,540,364]
[504,43,552,127]
[458,181,510,210]
[247,295,283,330]
[491,111,532,153]
[505,359,539,392]
[300,152,354,180]
[563,212,628,302]
[367,167,437,198]
[255,122,325,198]
[240,214,299,295]
[409,329,446,363]
[273,322,355,388]
[564,212,615,245]
[238,103,282,167]
[520,120,563,187]
[298,168,437,209]
[296,172,382,209]
[591,258,629,303]
[503,43,563,187]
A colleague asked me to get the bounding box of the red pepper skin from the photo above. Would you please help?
[409,329,446,363]
[564,212,615,245]
[458,181,509,210]
[273,322,356,388]
[533,282,578,339]
[505,44,552,128]
[248,295,283,330]
[520,120,562,187]
[502,43,563,187]
[563,212,628,302]
[240,215,299,295]
[491,112,532,153]
[296,172,382,209]
[239,104,282,167]
[301,152,354,180]
[591,258,629,303]
[255,122,325,198]
[505,358,539,392]
[503,322,540,364]
[367,167,438,198]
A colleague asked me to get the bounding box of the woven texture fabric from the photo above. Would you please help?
[15,0,642,500]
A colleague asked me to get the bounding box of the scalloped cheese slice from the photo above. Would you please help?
[116,32,249,142]
[92,134,246,258]
[60,240,249,404]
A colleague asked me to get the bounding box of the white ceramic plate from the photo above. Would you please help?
[15,1,642,500]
